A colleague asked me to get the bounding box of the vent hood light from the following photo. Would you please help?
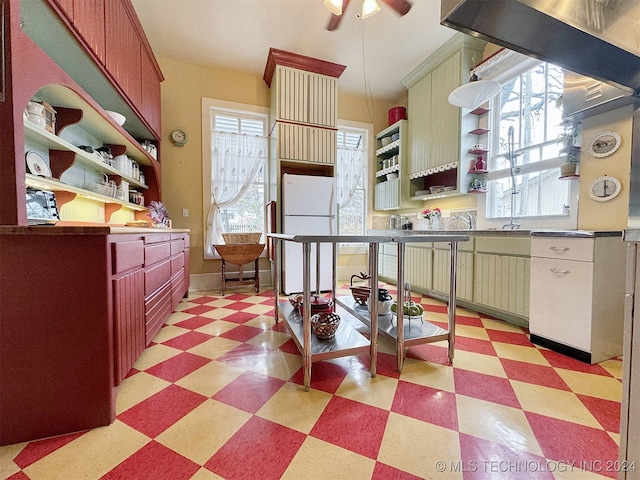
[324,0,343,16]
[448,74,500,110]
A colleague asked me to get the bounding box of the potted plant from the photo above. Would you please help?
[559,147,580,177]
[557,120,581,178]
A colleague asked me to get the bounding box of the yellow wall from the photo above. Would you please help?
[578,107,633,231]
[159,57,402,275]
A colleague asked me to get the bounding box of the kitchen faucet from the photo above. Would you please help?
[502,126,521,230]
[451,212,474,230]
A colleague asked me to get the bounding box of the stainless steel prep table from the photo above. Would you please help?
[268,233,392,391]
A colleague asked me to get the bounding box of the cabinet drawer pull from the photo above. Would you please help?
[549,246,570,254]
[550,268,570,276]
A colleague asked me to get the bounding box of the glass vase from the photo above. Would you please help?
[429,216,440,230]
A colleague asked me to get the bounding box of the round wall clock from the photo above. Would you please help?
[587,131,621,158]
[587,175,621,202]
[170,129,188,146]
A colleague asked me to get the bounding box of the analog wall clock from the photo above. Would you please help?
[170,129,188,146]
[587,175,621,202]
[587,131,621,158]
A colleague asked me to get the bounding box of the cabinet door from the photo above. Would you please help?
[529,257,593,351]
[408,72,431,175]
[308,74,337,128]
[473,253,530,317]
[113,268,145,385]
[140,47,162,136]
[405,245,433,291]
[276,67,309,124]
[308,127,336,164]
[430,52,462,168]
[374,179,400,210]
[72,0,106,65]
[105,0,142,108]
[432,248,473,301]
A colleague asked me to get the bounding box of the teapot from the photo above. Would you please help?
[369,288,394,315]
[26,101,46,129]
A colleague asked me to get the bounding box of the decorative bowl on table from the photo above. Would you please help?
[311,312,341,339]
[350,285,371,305]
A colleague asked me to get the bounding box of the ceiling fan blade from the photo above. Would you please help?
[326,0,350,31]
[381,0,412,16]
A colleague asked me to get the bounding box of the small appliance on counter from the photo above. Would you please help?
[26,188,59,225]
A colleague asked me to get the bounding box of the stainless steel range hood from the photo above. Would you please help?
[440,0,640,96]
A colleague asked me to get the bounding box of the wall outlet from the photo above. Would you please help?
[182,208,189,217]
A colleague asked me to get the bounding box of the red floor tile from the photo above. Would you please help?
[310,396,389,459]
[216,343,272,370]
[174,315,217,330]
[422,304,449,314]
[212,371,286,413]
[290,360,350,394]
[455,314,486,328]
[391,380,458,431]
[500,358,571,391]
[12,431,86,469]
[144,352,212,383]
[222,311,261,324]
[185,296,218,305]
[486,329,532,347]
[367,351,403,378]
[538,349,613,376]
[162,331,213,351]
[577,394,622,433]
[372,462,424,479]
[453,369,521,409]
[118,384,207,438]
[204,416,305,480]
[459,433,554,480]
[525,412,619,478]
[7,472,30,480]
[270,320,289,333]
[454,336,498,357]
[219,324,264,342]
[181,304,216,315]
[101,441,199,480]
[221,300,255,311]
[277,338,301,355]
[406,343,451,365]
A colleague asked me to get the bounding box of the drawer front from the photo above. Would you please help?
[171,270,187,310]
[531,237,594,261]
[112,240,144,274]
[145,258,171,296]
[170,239,185,256]
[144,234,172,244]
[434,237,475,252]
[145,282,172,344]
[145,242,171,266]
[475,237,531,256]
[171,252,185,275]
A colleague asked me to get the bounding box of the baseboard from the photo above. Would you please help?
[189,270,273,294]
[530,334,592,364]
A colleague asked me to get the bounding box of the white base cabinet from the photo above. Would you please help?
[529,234,626,363]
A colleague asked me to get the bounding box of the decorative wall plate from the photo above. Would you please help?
[25,151,51,177]
[587,131,621,158]
[587,175,621,202]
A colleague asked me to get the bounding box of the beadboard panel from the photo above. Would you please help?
[473,253,530,317]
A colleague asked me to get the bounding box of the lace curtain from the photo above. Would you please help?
[336,145,366,208]
[205,131,267,256]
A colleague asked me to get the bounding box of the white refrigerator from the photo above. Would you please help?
[281,173,335,294]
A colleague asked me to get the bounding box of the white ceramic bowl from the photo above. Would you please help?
[381,137,392,147]
[387,172,399,180]
[106,110,126,126]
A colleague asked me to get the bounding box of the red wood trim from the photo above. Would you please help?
[54,190,77,209]
[104,203,123,223]
[54,107,83,135]
[263,48,347,87]
[49,150,76,179]
[106,144,126,157]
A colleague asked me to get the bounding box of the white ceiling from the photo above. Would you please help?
[130,0,458,102]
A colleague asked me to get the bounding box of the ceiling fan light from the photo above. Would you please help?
[361,0,381,19]
[324,0,343,15]
[448,79,501,110]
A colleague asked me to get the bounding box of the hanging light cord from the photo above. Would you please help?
[360,4,375,124]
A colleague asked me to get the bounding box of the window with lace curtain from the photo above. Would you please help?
[202,98,269,259]
[336,123,369,246]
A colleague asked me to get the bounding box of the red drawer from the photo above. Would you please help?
[145,282,172,344]
[171,252,185,275]
[144,234,171,244]
[171,271,187,310]
[145,258,171,296]
[170,239,185,256]
[145,242,170,266]
[112,240,144,274]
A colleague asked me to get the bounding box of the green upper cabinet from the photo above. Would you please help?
[402,33,486,198]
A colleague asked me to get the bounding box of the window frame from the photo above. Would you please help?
[476,56,579,230]
[201,97,270,260]
[336,119,373,253]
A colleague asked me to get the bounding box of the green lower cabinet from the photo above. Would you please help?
[431,248,474,302]
[405,244,433,291]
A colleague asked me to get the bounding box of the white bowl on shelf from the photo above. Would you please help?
[106,110,126,126]
[387,172,399,180]
[381,137,392,147]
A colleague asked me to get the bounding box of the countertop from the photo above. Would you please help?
[369,229,623,238]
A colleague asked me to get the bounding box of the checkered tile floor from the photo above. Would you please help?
[1,286,623,479]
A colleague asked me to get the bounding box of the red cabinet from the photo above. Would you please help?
[70,0,106,65]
